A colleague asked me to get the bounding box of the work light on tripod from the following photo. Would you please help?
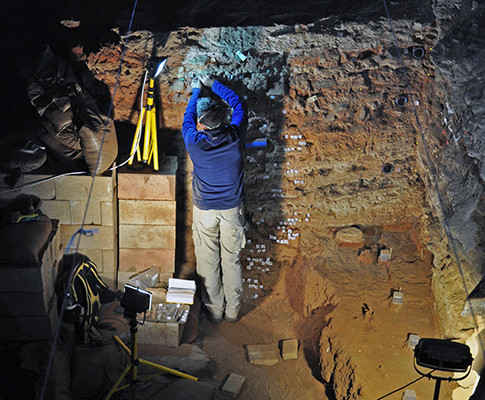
[104,283,197,400]
[414,338,473,400]
[128,57,167,171]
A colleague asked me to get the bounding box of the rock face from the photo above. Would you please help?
[424,0,485,338]
[320,335,360,400]
[3,0,485,398]
[78,8,478,397]
[334,227,365,246]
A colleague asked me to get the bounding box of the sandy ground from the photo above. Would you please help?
[184,225,444,400]
[197,283,328,400]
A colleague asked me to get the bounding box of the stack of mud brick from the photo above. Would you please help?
[0,172,118,288]
[53,174,117,288]
[0,155,176,291]
[117,156,177,288]
[0,221,62,340]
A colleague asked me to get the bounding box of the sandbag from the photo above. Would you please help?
[69,83,118,175]
[0,140,47,187]
[79,117,117,175]
[0,141,47,172]
[0,195,52,265]
[70,343,127,398]
[27,46,118,175]
[0,214,52,265]
[35,124,83,162]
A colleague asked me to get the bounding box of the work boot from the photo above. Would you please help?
[208,313,223,323]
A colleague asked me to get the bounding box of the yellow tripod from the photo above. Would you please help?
[129,58,167,171]
[103,316,197,400]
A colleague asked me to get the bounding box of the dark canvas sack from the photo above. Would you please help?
[57,253,108,332]
[27,46,118,176]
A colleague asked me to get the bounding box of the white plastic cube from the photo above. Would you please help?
[408,334,420,349]
[392,291,404,305]
[403,389,417,400]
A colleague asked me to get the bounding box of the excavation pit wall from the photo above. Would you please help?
[78,20,474,398]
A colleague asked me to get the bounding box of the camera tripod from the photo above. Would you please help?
[103,314,197,400]
[128,58,167,171]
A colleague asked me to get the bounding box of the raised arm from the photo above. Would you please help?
[199,74,248,134]
[182,80,202,144]
[211,81,248,132]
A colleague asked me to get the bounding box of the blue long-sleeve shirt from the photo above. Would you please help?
[182,80,248,210]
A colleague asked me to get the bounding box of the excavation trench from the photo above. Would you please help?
[3,10,478,399]
[83,22,448,399]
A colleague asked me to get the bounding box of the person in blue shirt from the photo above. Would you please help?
[182,73,248,323]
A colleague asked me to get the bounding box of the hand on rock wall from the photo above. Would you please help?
[191,77,202,90]
[199,74,216,88]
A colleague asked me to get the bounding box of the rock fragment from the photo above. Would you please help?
[335,227,365,246]
[246,344,280,365]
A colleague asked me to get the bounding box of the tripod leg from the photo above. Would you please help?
[132,330,138,381]
[433,379,442,400]
[147,112,154,166]
[103,361,131,400]
[138,358,198,381]
[142,108,151,163]
[113,333,138,382]
[107,325,197,399]
[151,107,159,171]
[146,108,157,168]
[129,108,145,165]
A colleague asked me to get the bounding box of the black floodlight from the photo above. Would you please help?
[415,338,473,372]
[414,338,473,400]
[121,284,152,321]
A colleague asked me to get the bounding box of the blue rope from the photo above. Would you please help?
[66,227,99,252]
[39,1,139,398]
[81,0,139,228]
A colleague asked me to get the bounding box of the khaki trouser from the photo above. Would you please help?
[192,204,246,320]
